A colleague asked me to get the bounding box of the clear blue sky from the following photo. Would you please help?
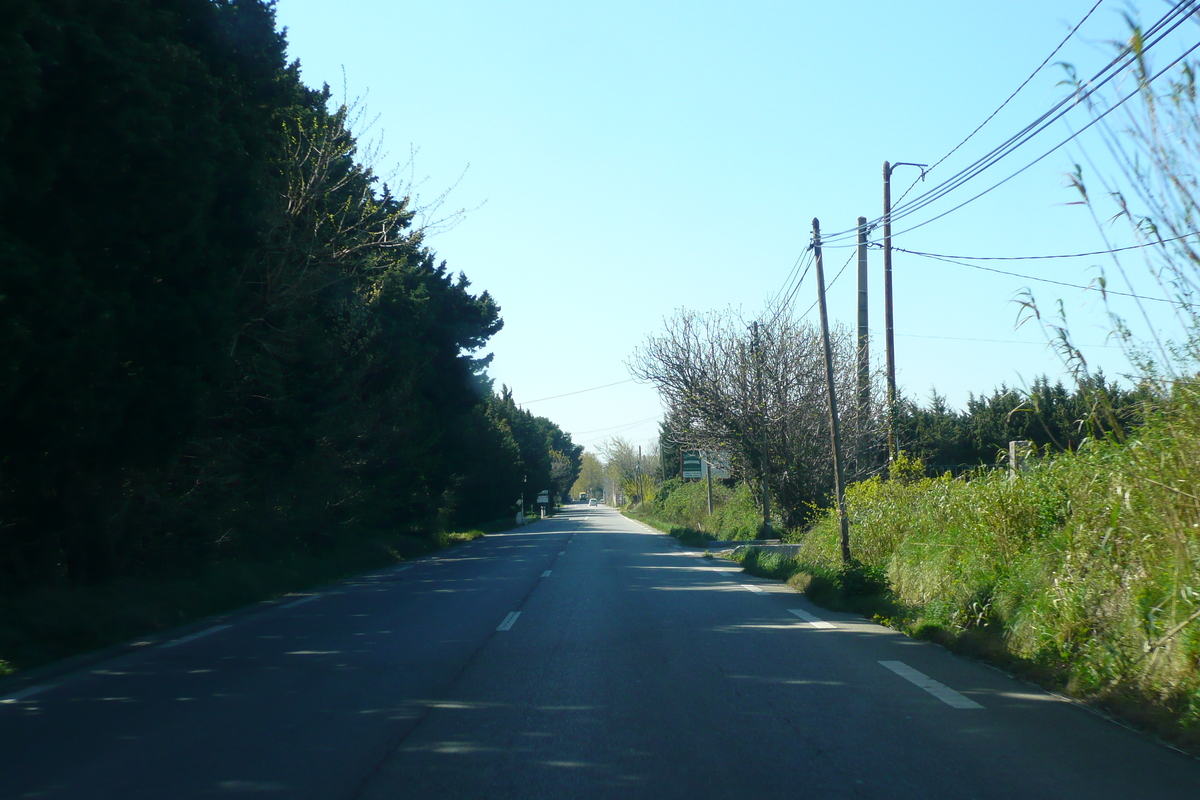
[274,0,1199,454]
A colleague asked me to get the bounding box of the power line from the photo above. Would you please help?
[825,247,857,292]
[519,378,637,405]
[898,247,1191,305]
[883,2,1200,235]
[571,415,661,436]
[893,233,1199,261]
[889,37,1200,239]
[578,417,661,446]
[893,0,1106,208]
[896,331,1120,348]
[818,0,1200,243]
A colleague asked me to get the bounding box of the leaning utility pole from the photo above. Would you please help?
[856,215,870,478]
[751,320,771,536]
[813,218,851,564]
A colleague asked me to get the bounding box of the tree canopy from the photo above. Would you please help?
[0,0,575,588]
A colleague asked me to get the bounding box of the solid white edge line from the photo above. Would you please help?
[278,595,320,610]
[788,608,836,629]
[879,660,984,709]
[541,570,552,577]
[159,624,232,649]
[0,684,54,703]
[497,612,521,631]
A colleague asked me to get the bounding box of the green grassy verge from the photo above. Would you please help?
[735,398,1200,755]
[623,509,712,546]
[625,478,766,544]
[0,521,510,675]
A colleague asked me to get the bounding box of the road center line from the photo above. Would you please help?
[496,612,521,631]
[159,624,232,649]
[879,660,983,709]
[788,608,836,629]
[541,570,552,577]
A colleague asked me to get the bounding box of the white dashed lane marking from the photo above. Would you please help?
[788,608,836,629]
[497,612,521,631]
[0,684,54,704]
[740,584,764,593]
[879,661,983,709]
[541,570,552,578]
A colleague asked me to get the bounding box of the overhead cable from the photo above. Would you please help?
[899,248,1191,306]
[893,0,1106,207]
[817,0,1200,244]
[519,378,637,405]
[893,233,1199,261]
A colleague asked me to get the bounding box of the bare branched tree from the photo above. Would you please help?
[630,306,885,529]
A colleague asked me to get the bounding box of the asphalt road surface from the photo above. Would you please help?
[2,504,1198,799]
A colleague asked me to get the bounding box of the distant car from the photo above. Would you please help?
[589,498,598,506]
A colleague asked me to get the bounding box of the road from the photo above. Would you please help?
[1,505,1197,799]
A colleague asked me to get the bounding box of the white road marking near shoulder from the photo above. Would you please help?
[740,584,764,593]
[694,558,714,567]
[558,551,566,556]
[159,624,232,649]
[496,612,521,631]
[278,595,320,610]
[394,565,414,573]
[541,570,552,577]
[788,608,836,629]
[0,684,54,703]
[879,661,983,709]
[717,571,733,577]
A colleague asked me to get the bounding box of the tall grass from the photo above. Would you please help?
[631,479,763,542]
[789,396,1200,746]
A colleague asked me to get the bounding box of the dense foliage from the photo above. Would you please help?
[789,393,1200,747]
[0,0,579,591]
[893,373,1144,471]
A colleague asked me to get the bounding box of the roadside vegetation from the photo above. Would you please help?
[625,479,762,545]
[0,521,509,674]
[621,20,1200,753]
[0,2,579,673]
[737,412,1200,751]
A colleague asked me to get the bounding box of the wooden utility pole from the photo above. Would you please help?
[751,320,771,536]
[882,163,897,464]
[660,434,667,485]
[706,453,714,516]
[637,445,643,505]
[813,218,851,564]
[856,215,870,478]
[882,161,927,465]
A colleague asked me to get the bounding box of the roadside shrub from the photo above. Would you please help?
[791,396,1200,746]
